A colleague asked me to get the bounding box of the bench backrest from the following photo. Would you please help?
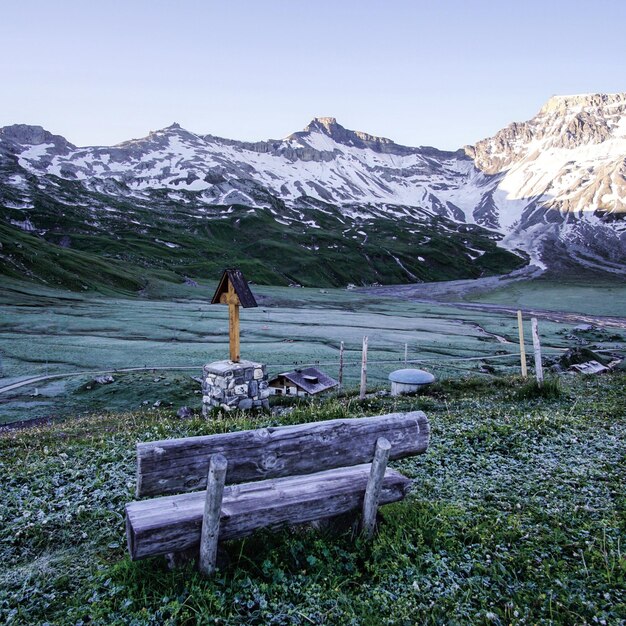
[135,410,430,497]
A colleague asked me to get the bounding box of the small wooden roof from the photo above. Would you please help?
[211,269,258,308]
[269,367,339,395]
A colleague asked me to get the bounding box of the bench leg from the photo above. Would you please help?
[199,454,228,576]
[361,437,391,539]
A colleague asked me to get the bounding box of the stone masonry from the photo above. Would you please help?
[202,359,270,415]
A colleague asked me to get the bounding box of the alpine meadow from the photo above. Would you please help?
[1,2,625,625]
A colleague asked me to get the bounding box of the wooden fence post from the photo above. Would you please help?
[339,341,344,388]
[531,317,543,386]
[362,437,391,538]
[359,336,368,400]
[404,342,408,365]
[199,454,228,576]
[517,310,528,378]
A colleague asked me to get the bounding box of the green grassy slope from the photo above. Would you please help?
[0,175,527,292]
[1,374,624,624]
[0,222,152,294]
[468,272,626,318]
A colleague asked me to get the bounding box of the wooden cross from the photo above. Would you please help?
[210,269,258,364]
[220,281,240,362]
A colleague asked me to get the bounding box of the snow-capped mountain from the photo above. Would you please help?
[466,93,626,272]
[1,116,480,219]
[0,93,625,288]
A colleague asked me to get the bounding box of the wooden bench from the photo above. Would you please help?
[125,410,430,574]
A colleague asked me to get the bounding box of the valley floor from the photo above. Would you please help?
[1,274,625,425]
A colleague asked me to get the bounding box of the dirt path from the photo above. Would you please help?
[428,300,626,330]
[0,366,200,396]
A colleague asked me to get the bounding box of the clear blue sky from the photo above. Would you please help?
[1,0,625,149]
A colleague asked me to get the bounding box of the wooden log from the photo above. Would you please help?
[126,464,411,560]
[531,317,543,386]
[199,454,228,575]
[361,437,391,538]
[517,310,528,378]
[338,341,344,387]
[135,411,430,497]
[359,336,368,400]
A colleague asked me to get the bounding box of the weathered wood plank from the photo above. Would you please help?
[517,310,528,378]
[199,455,227,575]
[339,341,344,387]
[531,317,543,386]
[359,336,368,400]
[126,465,411,560]
[361,437,391,538]
[136,411,429,497]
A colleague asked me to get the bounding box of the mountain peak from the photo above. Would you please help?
[312,116,337,128]
[540,92,626,115]
[295,117,405,154]
[0,124,75,151]
[303,117,342,135]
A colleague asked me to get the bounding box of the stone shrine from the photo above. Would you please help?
[202,359,270,415]
[202,269,268,414]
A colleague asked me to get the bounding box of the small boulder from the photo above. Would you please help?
[94,375,114,385]
[176,406,193,418]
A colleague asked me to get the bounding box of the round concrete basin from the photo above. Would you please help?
[388,368,435,396]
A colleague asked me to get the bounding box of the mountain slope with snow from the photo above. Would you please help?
[0,93,624,289]
[467,93,626,271]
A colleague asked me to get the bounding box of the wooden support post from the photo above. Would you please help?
[362,437,391,538]
[517,310,528,378]
[404,342,408,365]
[359,336,368,400]
[338,341,344,388]
[199,454,228,576]
[227,281,240,363]
[531,317,543,387]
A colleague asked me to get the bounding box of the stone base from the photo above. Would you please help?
[202,360,269,415]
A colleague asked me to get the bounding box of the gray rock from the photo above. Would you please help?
[238,398,253,410]
[94,375,114,385]
[177,406,193,418]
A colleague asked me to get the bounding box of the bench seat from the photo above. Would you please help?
[126,464,411,560]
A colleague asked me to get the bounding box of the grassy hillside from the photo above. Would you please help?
[1,187,527,292]
[1,374,624,625]
[468,272,626,318]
